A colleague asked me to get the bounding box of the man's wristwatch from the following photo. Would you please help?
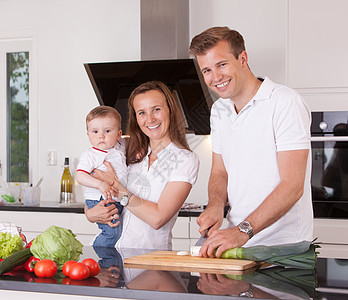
[238,221,254,239]
[239,284,254,297]
[120,191,133,207]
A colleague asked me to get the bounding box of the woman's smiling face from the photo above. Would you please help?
[133,89,171,147]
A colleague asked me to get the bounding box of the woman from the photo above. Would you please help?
[85,81,199,250]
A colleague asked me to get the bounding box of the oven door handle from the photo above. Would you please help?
[311,136,348,142]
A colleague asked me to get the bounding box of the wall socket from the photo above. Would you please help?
[47,151,57,166]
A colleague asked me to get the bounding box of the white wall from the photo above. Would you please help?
[190,0,288,85]
[189,0,348,113]
[0,0,141,203]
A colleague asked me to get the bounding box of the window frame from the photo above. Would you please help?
[0,35,38,184]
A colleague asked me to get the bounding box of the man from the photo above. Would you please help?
[190,27,313,258]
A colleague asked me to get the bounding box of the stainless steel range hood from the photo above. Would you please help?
[84,0,212,135]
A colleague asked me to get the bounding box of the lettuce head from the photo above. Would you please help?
[30,225,83,269]
[0,232,23,258]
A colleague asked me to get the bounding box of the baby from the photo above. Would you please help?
[76,106,127,247]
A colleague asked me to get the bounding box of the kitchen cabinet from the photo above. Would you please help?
[289,0,348,89]
[172,216,230,251]
[314,218,348,259]
[0,210,99,245]
[0,210,193,249]
[0,209,214,251]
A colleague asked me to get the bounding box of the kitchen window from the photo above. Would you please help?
[0,38,37,183]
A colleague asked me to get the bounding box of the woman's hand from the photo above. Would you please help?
[84,200,120,227]
[92,161,118,185]
[96,266,121,287]
[92,161,127,197]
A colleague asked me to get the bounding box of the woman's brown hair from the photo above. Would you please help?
[126,81,190,165]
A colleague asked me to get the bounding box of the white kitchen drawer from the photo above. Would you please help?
[71,213,100,235]
[172,238,191,251]
[190,217,229,238]
[0,211,71,231]
[0,211,98,246]
[314,219,348,245]
[172,216,189,238]
[75,234,96,247]
[318,244,348,259]
[190,217,200,238]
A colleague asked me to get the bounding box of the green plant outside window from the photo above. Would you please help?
[7,52,29,182]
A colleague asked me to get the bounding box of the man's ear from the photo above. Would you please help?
[239,50,248,68]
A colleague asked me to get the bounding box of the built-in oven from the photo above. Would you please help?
[311,112,348,259]
[311,111,348,219]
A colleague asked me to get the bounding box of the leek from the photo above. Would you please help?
[218,240,320,269]
[226,267,317,299]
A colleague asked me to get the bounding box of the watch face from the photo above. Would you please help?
[120,196,128,206]
[239,221,253,238]
[120,192,132,206]
[240,221,249,231]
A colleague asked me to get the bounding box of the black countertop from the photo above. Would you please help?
[0,201,206,217]
[0,246,347,299]
[0,202,232,218]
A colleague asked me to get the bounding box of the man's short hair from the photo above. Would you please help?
[189,26,245,59]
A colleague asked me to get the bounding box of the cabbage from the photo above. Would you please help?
[0,232,23,258]
[30,225,83,269]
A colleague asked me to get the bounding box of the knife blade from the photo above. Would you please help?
[195,229,208,246]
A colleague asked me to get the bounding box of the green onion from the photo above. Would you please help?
[218,240,320,269]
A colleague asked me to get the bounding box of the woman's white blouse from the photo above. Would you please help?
[116,142,199,250]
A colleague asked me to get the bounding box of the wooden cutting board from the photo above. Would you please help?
[124,251,264,274]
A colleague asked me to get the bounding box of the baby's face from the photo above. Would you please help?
[87,116,122,150]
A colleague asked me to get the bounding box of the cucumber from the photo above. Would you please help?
[1,194,15,203]
[0,247,32,275]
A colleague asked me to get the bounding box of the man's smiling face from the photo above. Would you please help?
[197,40,247,101]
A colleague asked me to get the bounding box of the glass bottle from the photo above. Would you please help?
[60,157,74,203]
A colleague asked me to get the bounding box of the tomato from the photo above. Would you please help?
[62,277,100,286]
[81,258,101,277]
[68,262,90,280]
[83,277,101,286]
[62,260,77,277]
[34,259,57,278]
[35,277,57,284]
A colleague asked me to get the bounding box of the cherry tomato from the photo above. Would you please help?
[62,260,77,277]
[68,262,90,280]
[34,259,57,278]
[81,258,101,277]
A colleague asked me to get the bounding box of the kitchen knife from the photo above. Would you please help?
[195,229,208,246]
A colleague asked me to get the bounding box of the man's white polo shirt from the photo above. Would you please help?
[210,77,313,246]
